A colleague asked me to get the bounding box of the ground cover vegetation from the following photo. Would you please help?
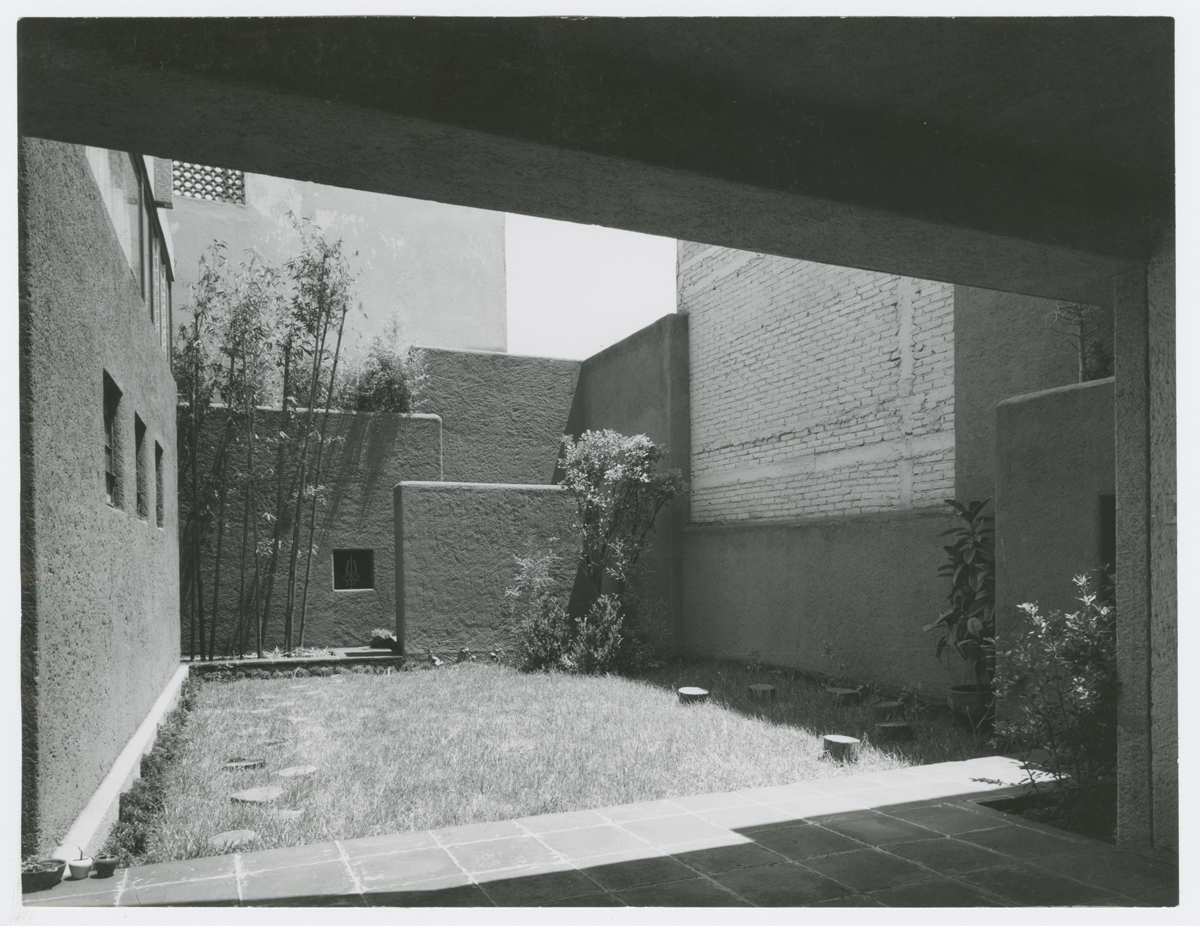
[991,570,1119,842]
[510,430,685,673]
[176,225,424,661]
[108,659,986,866]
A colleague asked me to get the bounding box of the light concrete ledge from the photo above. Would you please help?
[52,663,190,859]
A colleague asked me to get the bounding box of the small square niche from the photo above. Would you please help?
[333,549,374,590]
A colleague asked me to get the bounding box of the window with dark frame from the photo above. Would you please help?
[155,442,164,527]
[134,415,148,519]
[332,549,375,590]
[103,372,122,507]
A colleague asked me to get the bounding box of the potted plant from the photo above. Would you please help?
[924,498,996,730]
[21,855,67,893]
[92,854,120,878]
[68,847,93,881]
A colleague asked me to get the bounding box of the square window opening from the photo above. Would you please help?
[333,549,374,590]
[103,372,122,507]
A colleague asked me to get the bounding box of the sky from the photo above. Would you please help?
[504,213,678,360]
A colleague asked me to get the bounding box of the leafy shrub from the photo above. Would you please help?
[369,628,399,650]
[508,548,574,671]
[924,498,995,686]
[564,594,626,674]
[336,323,426,412]
[992,571,1118,839]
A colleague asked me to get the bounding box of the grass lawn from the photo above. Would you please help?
[132,660,987,865]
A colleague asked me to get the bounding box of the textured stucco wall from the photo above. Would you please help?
[954,285,1082,504]
[19,138,180,854]
[168,171,507,357]
[994,379,1115,644]
[564,314,690,648]
[188,411,442,652]
[682,512,974,698]
[679,242,955,523]
[396,482,578,657]
[1147,230,1176,852]
[419,348,580,484]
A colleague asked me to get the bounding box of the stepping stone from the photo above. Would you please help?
[223,757,266,771]
[678,687,709,704]
[231,786,283,804]
[277,765,317,778]
[875,721,915,742]
[874,700,906,720]
[267,809,305,822]
[209,829,257,851]
[748,683,776,700]
[822,734,861,762]
[827,687,863,705]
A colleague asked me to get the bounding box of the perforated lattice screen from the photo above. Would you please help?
[172,161,246,204]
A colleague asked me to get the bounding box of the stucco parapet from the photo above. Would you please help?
[418,345,582,366]
[996,376,1115,409]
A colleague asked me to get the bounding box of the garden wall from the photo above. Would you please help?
[678,242,955,523]
[994,378,1115,639]
[396,482,577,658]
[563,313,690,648]
[953,285,1086,504]
[20,139,181,854]
[419,347,580,484]
[681,511,975,699]
[187,410,442,653]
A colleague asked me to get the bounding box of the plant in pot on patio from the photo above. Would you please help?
[924,498,996,732]
[21,855,67,893]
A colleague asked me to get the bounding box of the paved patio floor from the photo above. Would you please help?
[24,756,1177,908]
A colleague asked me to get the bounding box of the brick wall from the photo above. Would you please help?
[678,242,955,522]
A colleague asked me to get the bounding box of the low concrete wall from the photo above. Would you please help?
[682,511,975,698]
[994,378,1115,640]
[188,410,442,652]
[419,347,580,485]
[564,314,690,647]
[396,482,577,657]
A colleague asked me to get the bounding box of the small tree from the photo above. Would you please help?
[336,320,427,413]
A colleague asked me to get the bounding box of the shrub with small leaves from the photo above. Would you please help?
[508,548,575,671]
[992,571,1118,839]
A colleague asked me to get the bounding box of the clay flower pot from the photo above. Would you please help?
[68,856,93,880]
[21,859,66,893]
[92,855,120,878]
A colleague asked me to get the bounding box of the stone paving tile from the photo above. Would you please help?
[882,835,1011,873]
[123,853,237,887]
[808,892,886,906]
[515,809,610,834]
[238,840,343,874]
[593,799,687,823]
[957,863,1115,906]
[1128,884,1180,907]
[956,822,1089,860]
[22,870,125,904]
[577,849,699,892]
[696,802,807,831]
[620,813,736,848]
[434,819,527,845]
[671,840,783,875]
[747,822,866,860]
[768,794,863,821]
[868,876,1010,906]
[1036,847,1179,896]
[804,775,879,795]
[669,790,760,812]
[816,810,943,846]
[339,830,437,859]
[887,801,1005,835]
[833,786,930,811]
[539,891,625,907]
[350,846,463,890]
[474,863,604,906]
[615,877,752,907]
[537,823,650,860]
[799,848,938,893]
[120,875,242,906]
[363,877,494,907]
[240,858,357,905]
[713,861,853,906]
[732,782,822,803]
[447,835,559,873]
